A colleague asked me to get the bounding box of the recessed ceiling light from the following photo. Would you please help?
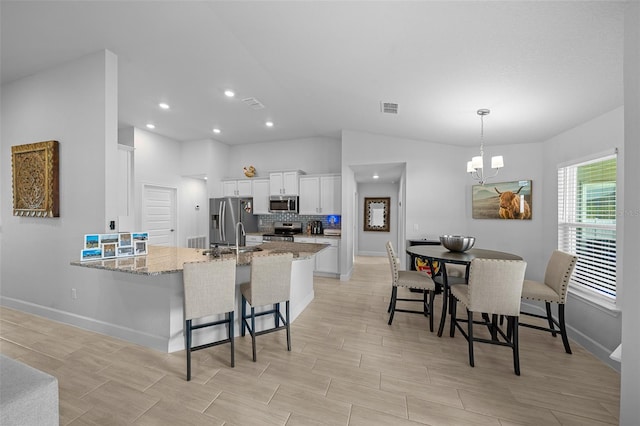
[265,121,274,127]
[213,128,221,134]
[146,123,155,129]
[204,176,208,180]
[373,174,379,179]
[224,90,235,98]
[158,102,170,110]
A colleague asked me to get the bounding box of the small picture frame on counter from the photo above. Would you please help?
[118,232,132,247]
[117,246,134,257]
[132,232,148,241]
[100,233,119,244]
[102,243,117,258]
[84,234,100,249]
[81,248,102,261]
[135,241,147,255]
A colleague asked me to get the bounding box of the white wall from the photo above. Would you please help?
[539,107,624,370]
[341,130,468,277]
[620,1,640,422]
[225,136,341,179]
[180,177,208,242]
[466,142,545,279]
[357,182,399,256]
[1,50,121,324]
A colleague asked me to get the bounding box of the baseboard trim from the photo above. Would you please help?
[1,297,169,352]
[520,300,620,371]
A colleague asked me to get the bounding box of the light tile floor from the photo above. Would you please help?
[0,256,620,425]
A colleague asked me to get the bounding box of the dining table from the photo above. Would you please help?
[405,245,523,337]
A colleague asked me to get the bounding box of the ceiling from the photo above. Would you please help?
[1,1,624,154]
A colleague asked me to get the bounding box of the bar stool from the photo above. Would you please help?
[386,241,438,332]
[240,253,293,362]
[183,258,236,381]
[449,258,527,375]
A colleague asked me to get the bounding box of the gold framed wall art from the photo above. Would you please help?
[11,140,60,217]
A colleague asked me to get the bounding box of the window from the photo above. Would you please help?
[558,152,617,302]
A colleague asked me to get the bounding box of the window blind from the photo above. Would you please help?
[558,154,617,299]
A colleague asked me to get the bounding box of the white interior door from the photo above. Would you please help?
[143,185,177,246]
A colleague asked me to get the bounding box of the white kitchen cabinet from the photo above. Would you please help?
[299,174,341,215]
[222,179,252,197]
[314,237,339,275]
[269,171,302,196]
[294,235,340,277]
[252,178,271,214]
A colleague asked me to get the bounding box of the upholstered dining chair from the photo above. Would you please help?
[183,258,236,381]
[240,252,293,362]
[386,241,438,332]
[519,250,577,354]
[449,258,527,375]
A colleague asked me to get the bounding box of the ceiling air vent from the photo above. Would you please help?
[380,102,398,114]
[242,97,265,110]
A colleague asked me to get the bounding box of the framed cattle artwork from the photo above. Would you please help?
[472,180,532,220]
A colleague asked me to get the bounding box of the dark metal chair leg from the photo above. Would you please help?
[241,296,247,336]
[185,320,192,381]
[449,297,457,337]
[275,302,280,327]
[229,311,235,368]
[491,314,498,341]
[512,316,520,376]
[251,307,257,362]
[468,311,475,367]
[546,302,557,336]
[437,282,449,337]
[558,304,572,354]
[429,289,436,332]
[286,300,291,351]
[423,290,428,316]
[388,287,397,325]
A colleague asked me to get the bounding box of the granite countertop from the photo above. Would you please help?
[70,242,328,276]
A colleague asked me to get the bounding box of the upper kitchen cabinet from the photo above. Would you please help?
[299,174,341,215]
[222,179,252,197]
[269,170,304,196]
[252,178,271,214]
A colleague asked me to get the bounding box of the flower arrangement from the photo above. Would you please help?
[243,165,256,178]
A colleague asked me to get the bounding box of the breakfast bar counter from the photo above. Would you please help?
[70,242,326,353]
[71,242,328,275]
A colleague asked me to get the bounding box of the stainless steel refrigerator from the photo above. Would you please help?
[209,197,258,247]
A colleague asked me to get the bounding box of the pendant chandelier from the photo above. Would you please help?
[467,108,503,185]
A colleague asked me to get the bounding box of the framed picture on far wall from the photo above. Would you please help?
[472,180,532,220]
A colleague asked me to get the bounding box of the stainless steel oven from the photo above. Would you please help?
[262,234,295,242]
[262,221,302,242]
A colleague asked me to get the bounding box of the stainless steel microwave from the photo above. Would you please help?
[269,196,299,213]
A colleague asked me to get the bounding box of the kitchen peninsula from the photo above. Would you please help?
[70,242,327,353]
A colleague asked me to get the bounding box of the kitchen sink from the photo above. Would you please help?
[203,246,263,256]
[230,246,263,254]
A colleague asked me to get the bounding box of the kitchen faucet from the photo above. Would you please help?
[235,221,245,251]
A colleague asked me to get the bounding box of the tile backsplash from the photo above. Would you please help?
[257,213,340,233]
